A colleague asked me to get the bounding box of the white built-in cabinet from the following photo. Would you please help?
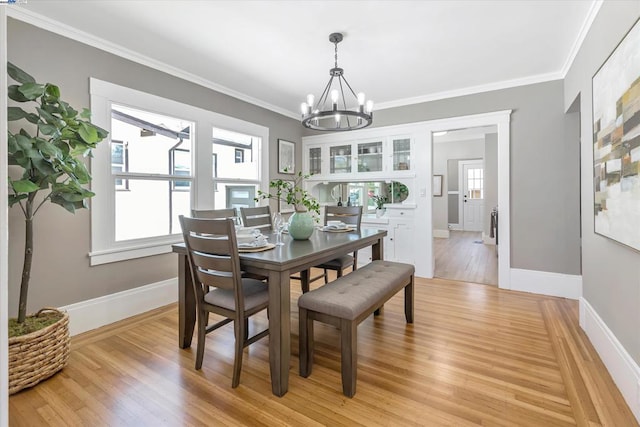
[303,131,420,268]
[304,135,414,179]
[357,207,415,266]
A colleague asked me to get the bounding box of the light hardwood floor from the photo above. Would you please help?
[9,273,636,426]
[434,231,498,286]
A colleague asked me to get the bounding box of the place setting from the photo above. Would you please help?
[235,227,275,252]
[320,220,357,233]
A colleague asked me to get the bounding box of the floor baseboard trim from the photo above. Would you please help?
[580,297,640,423]
[60,278,178,336]
[510,268,582,299]
[433,229,450,238]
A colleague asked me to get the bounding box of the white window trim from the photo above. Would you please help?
[89,78,269,265]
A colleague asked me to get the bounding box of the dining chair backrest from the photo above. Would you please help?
[191,208,237,220]
[179,216,243,306]
[324,206,363,230]
[240,206,272,231]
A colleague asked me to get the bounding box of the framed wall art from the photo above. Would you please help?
[278,139,295,174]
[592,18,640,251]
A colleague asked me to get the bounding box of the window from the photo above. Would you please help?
[212,127,261,209]
[110,104,193,242]
[89,79,269,265]
[467,168,484,199]
[234,148,244,163]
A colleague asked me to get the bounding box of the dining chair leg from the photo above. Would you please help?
[232,317,245,388]
[299,307,314,377]
[244,318,249,341]
[195,310,207,370]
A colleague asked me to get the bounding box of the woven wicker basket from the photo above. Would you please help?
[8,308,70,395]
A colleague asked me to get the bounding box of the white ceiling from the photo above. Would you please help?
[15,1,598,118]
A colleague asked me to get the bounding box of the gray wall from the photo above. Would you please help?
[432,139,484,231]
[483,133,498,237]
[7,19,302,316]
[564,2,640,365]
[311,79,580,275]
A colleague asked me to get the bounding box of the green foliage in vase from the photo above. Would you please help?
[7,62,109,324]
[255,170,320,215]
[371,194,388,209]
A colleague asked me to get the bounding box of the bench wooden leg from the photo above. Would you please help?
[299,307,314,377]
[405,275,414,323]
[340,318,358,397]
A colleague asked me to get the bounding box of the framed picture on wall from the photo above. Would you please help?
[433,175,443,197]
[592,18,640,251]
[278,139,295,174]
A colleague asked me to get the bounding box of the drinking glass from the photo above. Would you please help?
[273,212,285,246]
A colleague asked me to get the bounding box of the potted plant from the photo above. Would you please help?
[7,62,108,394]
[371,194,388,218]
[255,171,320,240]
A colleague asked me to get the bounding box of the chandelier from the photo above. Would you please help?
[301,33,373,131]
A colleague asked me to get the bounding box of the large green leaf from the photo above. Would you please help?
[78,122,99,143]
[11,179,39,193]
[35,138,63,159]
[8,85,30,102]
[7,62,35,84]
[44,84,60,100]
[37,123,58,136]
[18,82,45,100]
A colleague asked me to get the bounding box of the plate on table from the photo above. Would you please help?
[322,226,356,233]
[238,243,276,253]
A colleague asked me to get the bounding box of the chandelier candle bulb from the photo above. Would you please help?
[357,92,366,105]
[301,102,309,115]
[366,100,374,114]
[307,94,315,108]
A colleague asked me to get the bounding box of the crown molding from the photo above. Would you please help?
[374,71,563,111]
[560,0,603,77]
[6,7,299,120]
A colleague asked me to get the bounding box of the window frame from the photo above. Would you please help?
[89,78,269,265]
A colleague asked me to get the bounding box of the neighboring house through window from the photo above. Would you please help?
[89,78,269,265]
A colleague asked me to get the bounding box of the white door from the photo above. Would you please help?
[462,160,484,231]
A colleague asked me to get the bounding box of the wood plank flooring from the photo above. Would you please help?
[9,274,636,426]
[434,231,498,285]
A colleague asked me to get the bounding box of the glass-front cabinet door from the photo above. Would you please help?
[392,137,411,171]
[308,146,322,176]
[357,140,383,173]
[329,144,352,174]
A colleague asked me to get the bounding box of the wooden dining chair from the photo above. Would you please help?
[304,206,363,292]
[240,206,272,232]
[191,208,237,220]
[178,216,269,388]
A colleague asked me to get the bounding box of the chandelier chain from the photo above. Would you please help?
[334,41,339,69]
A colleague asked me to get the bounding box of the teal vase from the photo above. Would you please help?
[288,211,314,240]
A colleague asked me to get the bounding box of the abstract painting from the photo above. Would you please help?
[592,18,640,251]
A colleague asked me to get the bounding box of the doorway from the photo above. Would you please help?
[430,122,502,287]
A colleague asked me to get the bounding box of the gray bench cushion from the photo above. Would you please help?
[298,260,414,320]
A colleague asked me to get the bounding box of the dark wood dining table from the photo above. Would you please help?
[172,227,386,397]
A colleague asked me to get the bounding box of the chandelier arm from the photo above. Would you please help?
[316,76,334,112]
[337,77,352,128]
[340,75,360,100]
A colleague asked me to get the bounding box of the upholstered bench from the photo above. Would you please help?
[298,260,415,397]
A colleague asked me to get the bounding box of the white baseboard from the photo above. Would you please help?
[580,298,640,423]
[433,229,450,238]
[510,268,582,300]
[482,232,496,245]
[59,278,178,336]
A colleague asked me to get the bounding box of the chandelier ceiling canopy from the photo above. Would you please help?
[301,33,373,132]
